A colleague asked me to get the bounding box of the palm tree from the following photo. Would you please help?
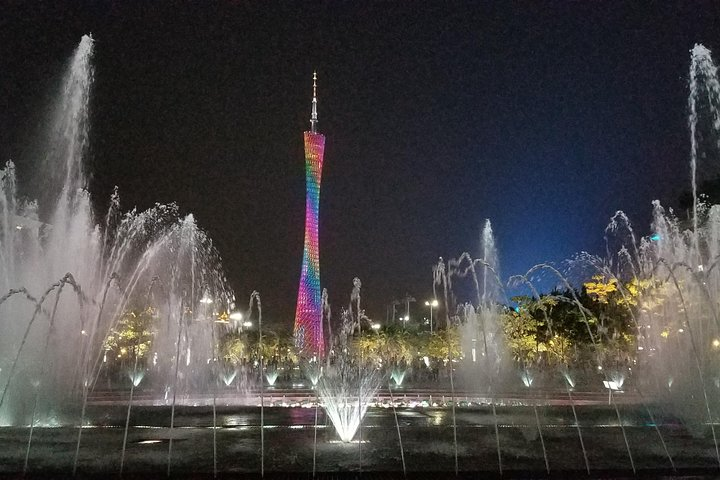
[390,298,401,323]
[402,293,416,322]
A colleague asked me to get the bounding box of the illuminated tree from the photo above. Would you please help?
[501,302,545,367]
[103,307,157,366]
[219,330,250,365]
[545,334,574,366]
[384,327,415,365]
[425,328,461,362]
[584,275,618,304]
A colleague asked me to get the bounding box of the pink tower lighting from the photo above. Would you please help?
[294,72,325,357]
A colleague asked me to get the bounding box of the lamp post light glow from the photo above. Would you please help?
[425,299,438,333]
[199,296,213,325]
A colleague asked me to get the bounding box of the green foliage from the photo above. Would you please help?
[219,330,250,365]
[501,301,545,366]
[425,327,461,361]
[545,334,574,366]
[500,287,642,369]
[103,307,157,363]
[356,328,414,366]
[218,329,299,365]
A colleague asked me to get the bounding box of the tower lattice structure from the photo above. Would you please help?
[294,72,325,357]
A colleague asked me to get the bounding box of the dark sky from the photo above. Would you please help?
[2,2,720,327]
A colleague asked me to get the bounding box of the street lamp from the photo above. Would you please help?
[425,299,438,333]
[229,311,243,328]
[199,295,213,323]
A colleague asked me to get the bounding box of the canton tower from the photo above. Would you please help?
[293,72,325,357]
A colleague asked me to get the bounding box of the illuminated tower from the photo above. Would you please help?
[294,72,325,357]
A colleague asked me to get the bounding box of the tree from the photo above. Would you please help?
[501,295,584,368]
[545,334,574,366]
[384,327,415,365]
[425,328,461,362]
[219,330,250,365]
[103,307,157,366]
[402,293,416,321]
[584,275,618,304]
[501,302,545,367]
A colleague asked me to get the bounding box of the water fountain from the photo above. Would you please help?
[450,221,509,387]
[390,366,406,387]
[264,365,279,387]
[443,221,507,474]
[574,45,720,468]
[318,281,381,444]
[317,363,380,443]
[5,34,720,478]
[0,35,232,431]
[302,359,323,387]
[221,366,237,387]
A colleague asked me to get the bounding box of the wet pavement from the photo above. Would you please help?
[1,403,719,477]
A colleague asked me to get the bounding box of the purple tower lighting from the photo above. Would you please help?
[294,72,325,357]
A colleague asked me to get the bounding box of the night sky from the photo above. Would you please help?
[2,2,720,327]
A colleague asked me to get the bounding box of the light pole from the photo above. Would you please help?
[229,311,243,329]
[200,296,213,323]
[425,299,438,333]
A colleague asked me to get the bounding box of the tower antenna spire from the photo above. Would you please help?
[310,71,318,133]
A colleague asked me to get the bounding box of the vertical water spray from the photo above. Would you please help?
[318,279,380,448]
[689,44,720,258]
[0,34,97,425]
[1,36,233,478]
[443,222,508,475]
[250,291,264,478]
[481,219,499,303]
